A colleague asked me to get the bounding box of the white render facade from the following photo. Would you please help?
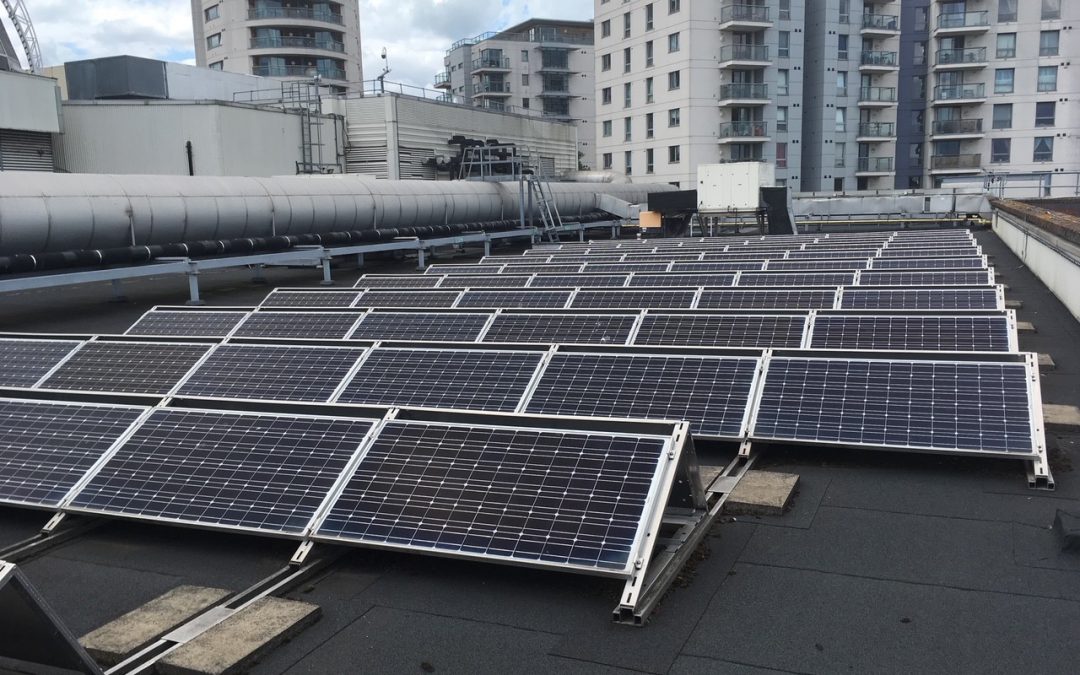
[435,20,595,168]
[191,1,363,93]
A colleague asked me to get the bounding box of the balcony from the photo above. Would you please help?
[247,8,344,25]
[935,11,990,35]
[719,4,772,30]
[857,122,896,140]
[473,81,512,96]
[931,153,982,173]
[251,64,346,80]
[934,47,987,70]
[718,121,769,142]
[859,50,899,71]
[718,83,769,105]
[434,71,451,89]
[537,86,572,98]
[860,14,900,36]
[858,86,897,106]
[718,44,770,67]
[472,56,511,72]
[249,36,345,53]
[856,157,895,174]
[931,118,985,138]
[932,83,986,105]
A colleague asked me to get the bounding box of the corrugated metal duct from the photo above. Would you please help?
[0,173,674,256]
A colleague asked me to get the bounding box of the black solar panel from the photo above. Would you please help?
[0,400,144,508]
[628,274,735,288]
[436,275,532,289]
[261,291,361,308]
[0,339,82,388]
[674,262,767,273]
[39,342,210,395]
[870,257,985,270]
[69,409,375,533]
[840,288,1001,311]
[350,312,491,342]
[176,345,367,402]
[526,353,758,437]
[492,264,583,275]
[482,314,637,345]
[581,263,672,273]
[809,316,1012,352]
[635,315,807,348]
[698,254,786,262]
[529,275,628,288]
[859,271,992,287]
[570,290,696,310]
[740,272,857,287]
[355,291,461,308]
[354,276,444,289]
[125,310,249,337]
[879,247,979,257]
[424,265,504,275]
[668,260,764,271]
[752,358,1035,454]
[315,421,667,572]
[698,289,837,310]
[457,290,572,309]
[233,311,364,339]
[786,250,880,259]
[767,260,868,272]
[336,348,543,411]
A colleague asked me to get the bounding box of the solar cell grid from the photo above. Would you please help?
[628,274,735,288]
[0,400,145,507]
[880,248,978,257]
[673,262,768,273]
[457,290,572,309]
[436,276,532,289]
[859,271,991,287]
[767,260,868,272]
[809,315,1011,352]
[870,257,985,270]
[671,260,764,271]
[355,291,461,308]
[634,314,807,348]
[739,272,857,287]
[69,409,375,533]
[233,311,364,338]
[261,291,361,308]
[698,289,837,310]
[698,253,787,261]
[570,290,697,310]
[528,274,628,288]
[349,312,491,342]
[424,265,504,275]
[125,310,249,337]
[786,250,879,259]
[354,276,444,289]
[39,342,211,395]
[482,314,637,345]
[840,288,1001,311]
[492,264,584,275]
[0,339,83,388]
[315,421,667,571]
[581,263,673,273]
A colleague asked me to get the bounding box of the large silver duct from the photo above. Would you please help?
[0,173,675,256]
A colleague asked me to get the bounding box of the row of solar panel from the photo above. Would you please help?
[483,253,984,266]
[0,339,1034,448]
[114,308,1016,352]
[528,232,974,253]
[504,244,981,261]
[258,285,1004,312]
[0,398,677,575]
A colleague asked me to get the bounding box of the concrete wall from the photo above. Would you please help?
[994,207,1080,323]
[0,69,61,133]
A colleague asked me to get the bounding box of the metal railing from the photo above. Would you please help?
[719,121,769,138]
[932,118,983,135]
[936,47,987,66]
[434,71,450,86]
[719,83,769,100]
[861,13,899,31]
[859,86,897,102]
[248,8,344,24]
[249,36,344,52]
[860,51,898,67]
[719,44,770,62]
[473,81,512,94]
[857,122,896,137]
[472,56,511,70]
[937,11,989,30]
[857,157,895,172]
[720,4,771,24]
[934,83,986,100]
[932,153,982,170]
[252,65,346,80]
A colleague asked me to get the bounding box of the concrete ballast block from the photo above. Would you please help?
[157,596,320,675]
[1005,299,1023,309]
[1043,404,1080,430]
[724,470,799,517]
[79,586,232,667]
[1017,321,1036,333]
[1038,354,1056,371]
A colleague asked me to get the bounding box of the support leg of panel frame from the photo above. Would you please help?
[251,264,268,285]
[319,252,334,286]
[0,513,104,564]
[109,279,129,303]
[356,253,365,269]
[1027,458,1055,491]
[185,264,204,306]
[417,248,426,270]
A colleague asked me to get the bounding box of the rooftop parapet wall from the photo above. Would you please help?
[990,198,1080,249]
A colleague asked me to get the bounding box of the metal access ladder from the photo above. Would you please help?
[526,172,563,242]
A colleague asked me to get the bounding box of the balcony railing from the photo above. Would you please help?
[249,36,345,52]
[932,118,984,135]
[857,157,895,172]
[936,47,987,66]
[472,56,511,70]
[858,122,896,137]
[473,81,512,94]
[251,65,347,80]
[719,44,770,62]
[434,71,451,86]
[931,154,982,170]
[719,83,769,100]
[720,4,771,24]
[861,14,899,31]
[860,51,898,67]
[937,11,989,30]
[719,121,769,138]
[859,86,897,102]
[934,83,986,100]
[248,8,344,25]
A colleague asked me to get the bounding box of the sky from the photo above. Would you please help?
[1,0,593,90]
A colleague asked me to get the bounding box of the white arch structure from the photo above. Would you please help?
[1,0,42,73]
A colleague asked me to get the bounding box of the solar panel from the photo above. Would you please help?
[628,274,735,288]
[424,265,504,275]
[314,421,668,572]
[336,348,543,411]
[39,342,211,395]
[436,276,532,289]
[809,315,1012,352]
[859,271,992,287]
[698,289,837,310]
[260,291,361,308]
[767,260,868,272]
[349,312,491,342]
[786,250,879,259]
[570,290,697,310]
[665,260,763,271]
[0,339,82,388]
[528,274,628,288]
[69,409,375,534]
[491,264,583,275]
[635,314,807,348]
[672,262,767,273]
[354,276,444,289]
[739,272,857,287]
[752,358,1035,455]
[176,345,367,402]
[125,310,249,338]
[456,290,572,309]
[879,248,979,257]
[580,263,672,273]
[870,257,985,270]
[840,288,1001,311]
[525,353,758,437]
[233,311,364,339]
[354,290,461,308]
[0,399,144,508]
[482,314,637,345]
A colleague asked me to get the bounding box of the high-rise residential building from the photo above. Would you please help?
[896,0,931,190]
[190,1,363,93]
[435,20,595,168]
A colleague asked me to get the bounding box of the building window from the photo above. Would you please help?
[913,41,927,66]
[602,87,612,105]
[522,98,529,109]
[996,34,1016,59]
[1035,101,1056,127]
[646,148,655,174]
[992,103,1013,129]
[834,142,845,168]
[1037,66,1058,92]
[779,0,791,21]
[668,33,680,53]
[602,120,612,137]
[915,7,928,30]
[602,153,613,170]
[601,20,611,38]
[624,82,632,107]
[645,41,654,67]
[777,107,788,132]
[779,32,790,59]
[601,54,611,71]
[1034,137,1054,162]
[668,108,681,127]
[669,0,680,14]
[625,151,633,175]
[998,0,1017,22]
[624,117,632,141]
[204,4,219,21]
[913,75,926,99]
[645,77,654,103]
[646,4,654,30]
[206,33,222,49]
[1040,31,1060,56]
[909,143,923,168]
[835,71,847,96]
[991,139,1011,163]
[668,70,680,90]
[835,107,846,133]
[912,110,925,134]
[994,69,1015,94]
[668,145,681,163]
[645,112,655,138]
[522,74,529,86]
[624,12,631,38]
[777,69,789,96]
[208,60,224,71]
[1042,0,1061,21]
[776,143,788,169]
[521,50,528,62]
[837,35,848,60]
[838,0,849,23]
[624,47,631,73]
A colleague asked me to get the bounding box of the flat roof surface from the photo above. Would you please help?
[1,229,1078,673]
